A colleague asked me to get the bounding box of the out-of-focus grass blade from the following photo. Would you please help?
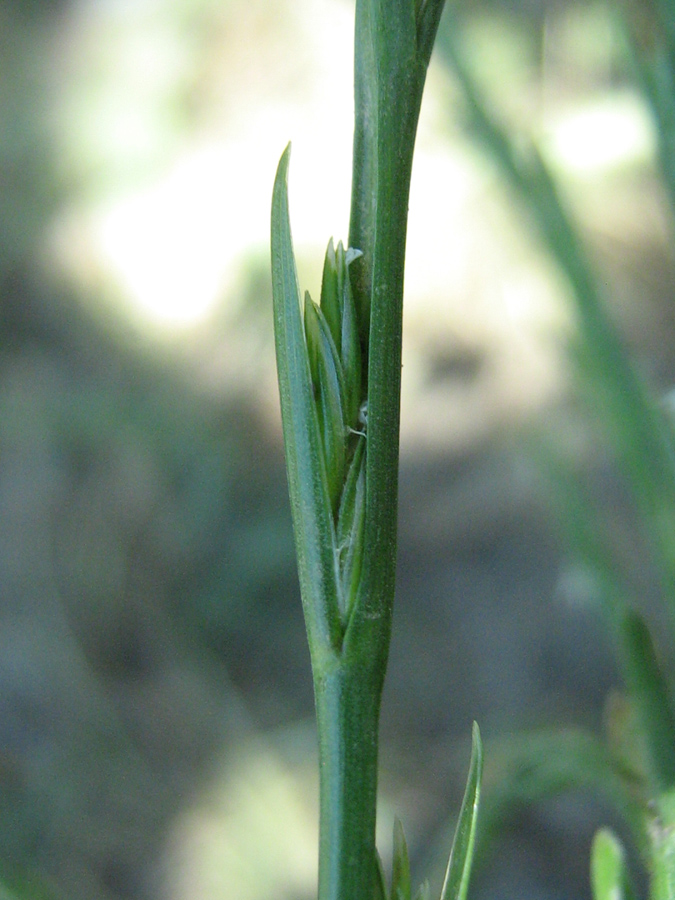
[623,0,675,212]
[477,727,648,859]
[436,17,675,639]
[621,611,675,793]
[440,722,483,900]
[413,880,431,900]
[590,828,635,900]
[271,144,342,655]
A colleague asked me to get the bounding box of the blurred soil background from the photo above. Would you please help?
[1,0,674,898]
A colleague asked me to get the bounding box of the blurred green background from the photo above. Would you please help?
[1,0,673,897]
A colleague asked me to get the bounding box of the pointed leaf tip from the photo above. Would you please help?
[392,817,412,900]
[273,143,292,196]
[439,723,483,900]
[270,140,342,654]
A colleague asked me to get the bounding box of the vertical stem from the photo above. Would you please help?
[272,5,448,899]
[348,0,378,337]
[312,5,448,899]
[315,657,383,900]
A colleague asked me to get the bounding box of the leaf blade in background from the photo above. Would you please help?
[436,14,675,640]
[620,611,675,794]
[477,726,648,859]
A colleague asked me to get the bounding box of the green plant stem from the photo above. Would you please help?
[346,0,446,668]
[311,4,447,899]
[315,658,382,900]
[272,5,448,898]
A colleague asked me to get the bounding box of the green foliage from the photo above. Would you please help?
[439,723,483,900]
[373,726,482,900]
[271,144,343,657]
[620,611,675,794]
[624,0,675,213]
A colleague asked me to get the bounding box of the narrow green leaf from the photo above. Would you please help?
[440,723,483,900]
[336,436,366,616]
[339,243,363,430]
[320,237,341,352]
[318,239,363,432]
[304,292,347,515]
[590,829,635,900]
[337,437,366,540]
[392,817,412,900]
[271,144,342,654]
[303,289,322,388]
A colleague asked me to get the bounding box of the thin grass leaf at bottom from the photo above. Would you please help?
[440,723,483,900]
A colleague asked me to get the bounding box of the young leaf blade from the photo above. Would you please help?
[271,144,342,655]
[440,723,483,900]
[304,292,348,515]
[392,817,412,900]
[338,242,363,430]
[320,237,342,353]
[336,436,366,617]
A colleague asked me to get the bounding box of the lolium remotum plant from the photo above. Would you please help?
[271,2,482,900]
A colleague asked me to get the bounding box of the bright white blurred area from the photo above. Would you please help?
[52,0,355,333]
[160,736,319,900]
[545,92,653,174]
[48,0,662,459]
